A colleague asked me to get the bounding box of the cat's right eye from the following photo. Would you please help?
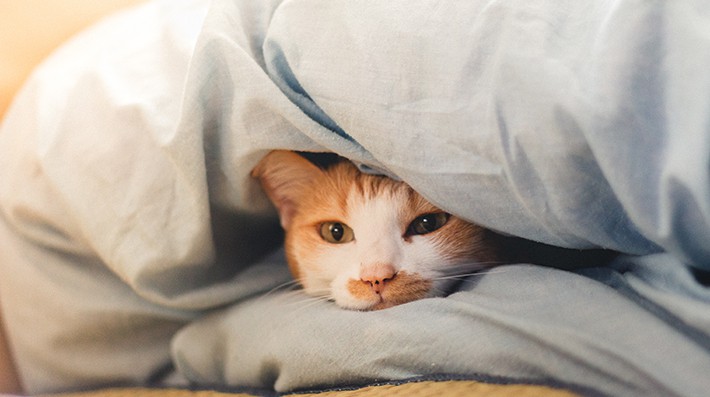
[406,212,450,236]
[319,222,355,244]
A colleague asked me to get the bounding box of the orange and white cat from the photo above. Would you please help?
[252,150,504,311]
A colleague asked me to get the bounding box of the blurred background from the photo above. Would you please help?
[0,0,146,117]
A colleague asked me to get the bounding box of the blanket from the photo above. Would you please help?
[1,0,709,396]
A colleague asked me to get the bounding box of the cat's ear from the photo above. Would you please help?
[251,150,324,229]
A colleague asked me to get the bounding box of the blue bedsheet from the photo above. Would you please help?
[0,0,708,396]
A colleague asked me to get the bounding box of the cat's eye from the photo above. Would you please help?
[319,222,355,244]
[406,212,450,236]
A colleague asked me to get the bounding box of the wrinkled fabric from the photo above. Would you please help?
[175,256,710,397]
[0,0,709,396]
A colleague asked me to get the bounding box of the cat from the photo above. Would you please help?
[251,150,505,310]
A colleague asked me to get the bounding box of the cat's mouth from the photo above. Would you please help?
[345,271,432,311]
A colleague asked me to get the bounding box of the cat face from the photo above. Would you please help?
[252,151,500,310]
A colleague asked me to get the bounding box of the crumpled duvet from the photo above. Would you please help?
[0,0,708,396]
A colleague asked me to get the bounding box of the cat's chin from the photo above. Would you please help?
[335,298,402,311]
[330,293,382,311]
[336,295,421,311]
[365,300,403,311]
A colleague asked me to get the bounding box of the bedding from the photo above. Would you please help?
[1,0,709,397]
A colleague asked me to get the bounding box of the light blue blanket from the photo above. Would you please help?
[0,0,708,396]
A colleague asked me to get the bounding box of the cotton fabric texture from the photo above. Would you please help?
[1,1,709,396]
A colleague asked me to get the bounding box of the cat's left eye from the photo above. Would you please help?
[319,221,355,244]
[406,212,450,236]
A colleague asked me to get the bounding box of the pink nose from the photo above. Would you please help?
[360,263,397,294]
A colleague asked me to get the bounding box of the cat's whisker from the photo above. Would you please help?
[286,294,334,315]
[280,287,331,305]
[281,288,315,299]
[434,275,479,282]
[447,261,506,269]
[433,262,509,277]
[251,279,307,305]
[261,279,303,297]
[425,267,521,298]
[433,267,514,281]
[251,289,301,306]
[427,284,448,296]
[277,289,314,300]
[425,280,471,299]
[285,295,323,306]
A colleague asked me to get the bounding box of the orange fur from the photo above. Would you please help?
[252,150,502,310]
[347,271,432,310]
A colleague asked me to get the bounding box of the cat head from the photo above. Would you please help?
[252,150,501,310]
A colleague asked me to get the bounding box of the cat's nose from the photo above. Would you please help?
[360,263,397,294]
